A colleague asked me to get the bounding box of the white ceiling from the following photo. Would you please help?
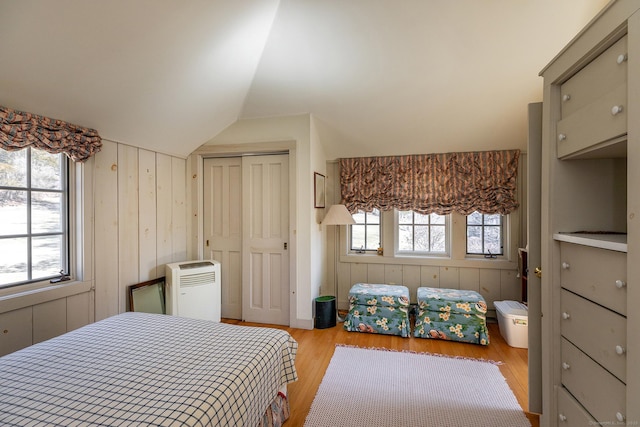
[0,0,610,159]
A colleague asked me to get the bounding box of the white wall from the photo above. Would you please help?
[0,139,188,356]
[310,116,330,301]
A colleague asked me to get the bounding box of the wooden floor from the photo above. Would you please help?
[222,318,539,427]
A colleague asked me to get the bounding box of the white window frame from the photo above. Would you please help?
[343,210,516,267]
[395,210,450,257]
[0,154,92,304]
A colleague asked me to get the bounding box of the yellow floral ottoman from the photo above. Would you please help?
[414,287,489,345]
[343,283,410,337]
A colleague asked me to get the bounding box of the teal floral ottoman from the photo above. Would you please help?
[343,283,411,337]
[414,287,489,345]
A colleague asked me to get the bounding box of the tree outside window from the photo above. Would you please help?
[0,148,68,288]
[350,209,381,252]
[466,211,503,256]
[397,211,447,254]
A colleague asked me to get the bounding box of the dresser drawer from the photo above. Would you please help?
[561,338,626,424]
[556,35,628,159]
[556,83,626,158]
[557,386,597,426]
[559,242,627,316]
[560,289,626,382]
[560,35,627,118]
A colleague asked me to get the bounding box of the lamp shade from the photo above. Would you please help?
[322,204,356,225]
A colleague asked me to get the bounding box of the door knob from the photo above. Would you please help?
[534,267,542,278]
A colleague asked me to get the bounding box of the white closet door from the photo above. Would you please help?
[203,157,243,319]
[242,154,290,325]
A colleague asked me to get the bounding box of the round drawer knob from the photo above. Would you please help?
[559,414,567,422]
[562,362,570,370]
[615,279,626,289]
[562,312,570,320]
[558,133,567,141]
[562,94,571,102]
[617,53,628,64]
[616,412,625,422]
[562,262,570,270]
[611,105,624,115]
[616,345,626,355]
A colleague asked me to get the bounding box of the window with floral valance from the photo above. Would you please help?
[0,105,102,162]
[339,149,520,216]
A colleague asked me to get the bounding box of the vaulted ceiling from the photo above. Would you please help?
[0,0,609,159]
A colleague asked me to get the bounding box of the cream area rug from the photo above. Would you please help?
[304,345,531,427]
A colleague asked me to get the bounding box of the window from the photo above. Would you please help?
[397,210,447,254]
[466,211,503,256]
[0,148,68,288]
[350,209,381,252]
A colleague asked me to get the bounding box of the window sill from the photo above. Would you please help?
[0,280,92,314]
[341,252,516,270]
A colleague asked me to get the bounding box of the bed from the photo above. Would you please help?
[0,312,298,426]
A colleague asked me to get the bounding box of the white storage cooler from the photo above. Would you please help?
[494,300,528,349]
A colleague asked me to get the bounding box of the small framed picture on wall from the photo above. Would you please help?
[314,172,325,208]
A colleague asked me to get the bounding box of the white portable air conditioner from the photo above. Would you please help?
[165,260,221,322]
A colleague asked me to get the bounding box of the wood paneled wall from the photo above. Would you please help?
[0,291,92,356]
[94,141,187,320]
[0,140,187,356]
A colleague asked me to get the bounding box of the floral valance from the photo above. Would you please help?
[340,149,520,215]
[0,106,102,162]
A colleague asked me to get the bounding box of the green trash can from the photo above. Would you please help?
[315,296,336,329]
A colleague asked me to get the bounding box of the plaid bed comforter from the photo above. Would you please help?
[0,312,298,426]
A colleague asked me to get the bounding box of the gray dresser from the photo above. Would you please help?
[539,1,640,426]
